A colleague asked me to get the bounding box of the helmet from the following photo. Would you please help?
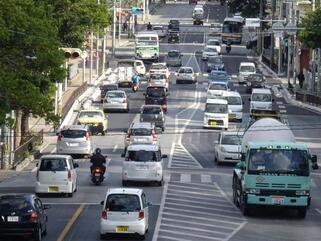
[95,148,102,155]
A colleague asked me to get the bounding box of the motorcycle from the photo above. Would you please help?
[132,82,139,92]
[91,166,105,185]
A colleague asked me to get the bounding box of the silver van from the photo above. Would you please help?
[121,144,167,186]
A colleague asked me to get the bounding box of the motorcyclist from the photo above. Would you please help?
[132,73,141,86]
[147,22,152,30]
[226,41,232,53]
[90,148,106,175]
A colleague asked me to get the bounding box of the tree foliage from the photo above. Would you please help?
[228,0,267,18]
[298,8,321,49]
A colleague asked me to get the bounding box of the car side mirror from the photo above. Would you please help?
[121,153,125,158]
[100,200,104,205]
[248,97,251,101]
[236,161,246,171]
[311,155,318,169]
[73,163,79,168]
[162,154,168,159]
[43,204,51,210]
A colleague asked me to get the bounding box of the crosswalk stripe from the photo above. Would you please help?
[278,105,286,109]
[180,173,191,183]
[201,174,212,183]
[279,109,287,113]
[161,223,228,236]
[276,101,283,105]
[158,229,223,241]
[158,235,192,241]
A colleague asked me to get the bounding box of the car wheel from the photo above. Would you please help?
[232,177,240,207]
[162,127,165,132]
[297,207,307,218]
[101,130,106,136]
[67,192,73,198]
[138,234,145,240]
[100,233,109,240]
[34,226,42,241]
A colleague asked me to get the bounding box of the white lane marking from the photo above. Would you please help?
[158,228,223,241]
[194,52,202,74]
[167,142,176,168]
[169,183,221,192]
[214,182,240,211]
[180,173,191,183]
[311,178,317,188]
[165,197,234,209]
[224,221,247,241]
[185,53,194,66]
[168,188,224,198]
[161,223,228,236]
[315,208,321,215]
[276,101,283,105]
[158,235,192,241]
[112,144,118,152]
[167,192,232,204]
[278,105,286,109]
[201,174,212,183]
[51,147,57,153]
[279,109,287,113]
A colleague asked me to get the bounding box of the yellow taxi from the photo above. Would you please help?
[77,109,108,135]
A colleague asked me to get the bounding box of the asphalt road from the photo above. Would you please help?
[2,2,321,241]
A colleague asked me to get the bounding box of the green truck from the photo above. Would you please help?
[232,113,318,218]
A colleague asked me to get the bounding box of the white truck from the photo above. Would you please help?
[232,116,318,217]
[115,67,135,88]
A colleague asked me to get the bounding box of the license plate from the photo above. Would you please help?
[7,216,19,222]
[68,143,79,147]
[95,173,101,177]
[229,113,236,119]
[210,121,217,126]
[116,226,128,232]
[272,196,284,205]
[48,186,59,192]
[136,165,148,170]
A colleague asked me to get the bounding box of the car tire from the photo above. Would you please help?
[34,226,42,241]
[100,234,108,240]
[101,130,106,136]
[67,192,73,198]
[162,127,165,132]
[138,234,145,240]
[232,177,240,207]
[298,207,307,218]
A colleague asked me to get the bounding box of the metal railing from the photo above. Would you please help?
[13,129,43,167]
[296,90,321,106]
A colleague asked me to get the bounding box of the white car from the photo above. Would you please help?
[238,62,256,83]
[203,98,229,129]
[149,73,169,90]
[214,131,243,164]
[176,67,197,84]
[221,91,243,122]
[121,143,167,186]
[206,38,221,54]
[149,63,170,78]
[202,46,219,60]
[153,25,166,38]
[103,90,129,112]
[100,188,149,240]
[35,154,78,197]
[207,81,229,99]
[250,88,273,113]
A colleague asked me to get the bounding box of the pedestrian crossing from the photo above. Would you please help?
[168,143,202,168]
[154,179,247,241]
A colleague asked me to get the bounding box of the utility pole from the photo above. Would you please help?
[90,31,94,84]
[278,0,283,75]
[118,0,122,43]
[112,0,116,57]
[271,0,276,69]
[257,0,264,55]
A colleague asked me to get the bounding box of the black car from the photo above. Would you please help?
[140,105,165,131]
[0,194,50,241]
[246,74,265,93]
[168,31,180,43]
[144,86,169,113]
[207,56,224,72]
[193,13,204,25]
[100,84,118,103]
[168,20,180,32]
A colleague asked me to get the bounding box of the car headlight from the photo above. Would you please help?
[246,188,260,194]
[220,146,226,152]
[296,190,309,196]
[268,103,272,108]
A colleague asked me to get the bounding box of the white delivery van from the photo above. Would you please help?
[193,5,204,16]
[117,59,146,76]
[250,88,273,113]
[203,98,229,129]
[238,62,256,83]
[222,91,243,122]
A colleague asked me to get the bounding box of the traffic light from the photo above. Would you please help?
[59,48,83,59]
[131,7,144,15]
[283,38,288,48]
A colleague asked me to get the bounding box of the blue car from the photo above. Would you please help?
[207,70,230,84]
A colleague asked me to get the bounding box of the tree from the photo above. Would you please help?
[228,0,267,18]
[38,0,112,48]
[0,0,65,140]
[298,8,321,49]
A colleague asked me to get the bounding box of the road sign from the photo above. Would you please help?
[285,23,297,36]
[245,18,260,28]
[272,22,285,34]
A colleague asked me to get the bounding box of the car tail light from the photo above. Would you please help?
[86,132,92,141]
[123,99,127,103]
[57,134,63,141]
[29,211,38,222]
[68,170,72,181]
[152,131,157,142]
[138,210,144,220]
[126,132,131,141]
[101,210,107,220]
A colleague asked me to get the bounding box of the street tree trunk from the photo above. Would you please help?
[21,110,30,143]
[14,110,22,149]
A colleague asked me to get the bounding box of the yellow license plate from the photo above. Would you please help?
[116,226,128,232]
[48,186,59,192]
[229,114,236,119]
[210,121,217,126]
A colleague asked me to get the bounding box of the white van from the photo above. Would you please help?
[193,5,204,16]
[238,62,256,83]
[117,59,146,76]
[222,91,243,122]
[121,144,167,186]
[35,154,78,197]
[100,188,149,239]
[203,98,229,129]
[250,88,273,113]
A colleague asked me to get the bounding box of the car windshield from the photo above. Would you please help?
[79,111,103,118]
[118,61,134,68]
[249,75,263,82]
[221,135,241,145]
[146,87,166,97]
[151,64,166,70]
[107,92,125,98]
[240,66,255,72]
[205,103,228,113]
[106,194,141,212]
[131,128,153,136]
[40,158,67,171]
[252,93,271,102]
[208,57,222,64]
[204,47,217,52]
[0,197,33,215]
[209,72,228,80]
[142,107,162,114]
[101,85,118,91]
[127,150,158,162]
[208,40,220,46]
[209,83,227,90]
[248,149,309,175]
[150,74,166,80]
[60,129,86,138]
[225,96,242,105]
[179,68,193,74]
[168,51,179,57]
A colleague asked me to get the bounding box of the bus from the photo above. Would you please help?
[221,17,244,44]
[135,31,159,61]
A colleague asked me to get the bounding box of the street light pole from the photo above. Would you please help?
[278,0,284,75]
[118,0,122,44]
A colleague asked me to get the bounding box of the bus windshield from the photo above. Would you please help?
[136,36,158,46]
[222,20,243,33]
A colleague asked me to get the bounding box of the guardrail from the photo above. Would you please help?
[13,129,43,167]
[296,90,321,106]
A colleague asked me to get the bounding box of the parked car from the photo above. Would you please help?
[77,109,108,135]
[56,125,93,157]
[124,122,158,153]
[0,194,50,241]
[207,70,230,84]
[144,86,169,113]
[202,46,219,60]
[153,25,166,38]
[140,105,165,131]
[100,84,118,102]
[176,67,197,84]
[166,50,182,67]
[103,90,129,113]
[207,81,229,99]
[100,188,150,240]
[246,73,265,93]
[221,91,243,122]
[206,38,222,54]
[122,143,167,186]
[207,56,224,72]
[149,73,169,90]
[214,131,243,164]
[35,154,78,197]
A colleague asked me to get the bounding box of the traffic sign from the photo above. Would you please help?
[285,23,297,36]
[272,22,285,34]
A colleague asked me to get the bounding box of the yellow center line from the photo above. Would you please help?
[56,204,85,241]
